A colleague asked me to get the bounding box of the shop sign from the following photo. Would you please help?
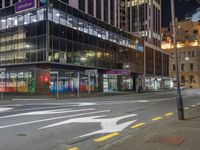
[85,69,98,75]
[136,44,144,52]
[15,0,37,13]
[0,68,6,72]
[104,70,131,75]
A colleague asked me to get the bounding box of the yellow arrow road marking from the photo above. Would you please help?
[131,123,146,129]
[68,147,79,150]
[152,117,162,121]
[165,112,174,116]
[94,132,120,142]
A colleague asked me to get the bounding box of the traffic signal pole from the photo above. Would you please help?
[170,0,184,120]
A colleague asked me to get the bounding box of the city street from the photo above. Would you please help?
[0,89,200,150]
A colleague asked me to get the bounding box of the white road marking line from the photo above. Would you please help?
[3,105,74,113]
[0,108,95,119]
[39,114,137,138]
[0,108,13,112]
[12,98,55,101]
[184,107,190,110]
[0,110,111,129]
[191,104,196,107]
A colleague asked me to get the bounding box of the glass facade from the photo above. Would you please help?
[0,67,35,93]
[0,0,145,94]
[0,7,46,64]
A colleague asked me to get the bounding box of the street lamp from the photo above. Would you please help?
[185,57,190,61]
[170,0,184,120]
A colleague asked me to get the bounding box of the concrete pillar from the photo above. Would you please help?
[117,75,122,91]
[98,73,104,92]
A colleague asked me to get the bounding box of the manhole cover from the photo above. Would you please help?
[16,134,27,137]
[147,135,184,145]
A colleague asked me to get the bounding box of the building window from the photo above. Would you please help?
[96,0,102,19]
[110,0,115,25]
[191,51,195,57]
[188,51,191,57]
[61,0,68,4]
[173,64,176,71]
[181,64,184,71]
[181,76,185,84]
[171,52,174,58]
[180,52,182,58]
[88,0,94,16]
[12,0,19,4]
[190,75,194,83]
[79,0,85,11]
[0,0,2,8]
[104,0,108,22]
[190,63,194,71]
[5,0,10,7]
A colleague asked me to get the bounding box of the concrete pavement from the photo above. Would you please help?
[0,89,199,150]
[104,106,200,150]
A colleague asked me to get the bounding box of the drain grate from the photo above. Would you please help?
[147,135,184,145]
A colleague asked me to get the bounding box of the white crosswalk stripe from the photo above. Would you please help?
[0,108,13,112]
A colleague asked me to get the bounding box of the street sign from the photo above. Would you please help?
[0,68,6,72]
[15,0,37,13]
[85,69,98,75]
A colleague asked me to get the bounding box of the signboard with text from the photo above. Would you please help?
[15,0,37,13]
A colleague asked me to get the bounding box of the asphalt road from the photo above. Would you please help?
[0,89,200,150]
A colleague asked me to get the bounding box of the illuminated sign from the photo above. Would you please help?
[136,44,144,52]
[15,0,37,13]
[104,70,131,75]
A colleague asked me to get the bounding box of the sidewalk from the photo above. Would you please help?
[105,107,200,150]
[0,91,135,101]
[0,90,175,101]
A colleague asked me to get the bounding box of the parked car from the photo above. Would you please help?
[174,85,186,90]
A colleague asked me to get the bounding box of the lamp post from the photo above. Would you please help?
[50,71,59,99]
[170,0,184,120]
[1,72,3,99]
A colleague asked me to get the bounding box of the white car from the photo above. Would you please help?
[174,85,186,90]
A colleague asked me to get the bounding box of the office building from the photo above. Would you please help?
[0,0,168,96]
[162,20,200,88]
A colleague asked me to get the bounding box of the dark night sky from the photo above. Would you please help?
[162,0,200,27]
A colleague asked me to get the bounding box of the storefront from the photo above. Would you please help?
[49,69,98,94]
[103,70,135,92]
[0,67,35,93]
[145,77,173,91]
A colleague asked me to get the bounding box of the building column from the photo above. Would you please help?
[108,0,111,24]
[117,75,122,91]
[144,45,147,91]
[154,50,156,75]
[85,0,88,14]
[94,0,96,18]
[101,0,104,21]
[2,0,5,8]
[130,1,132,33]
[162,53,164,76]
